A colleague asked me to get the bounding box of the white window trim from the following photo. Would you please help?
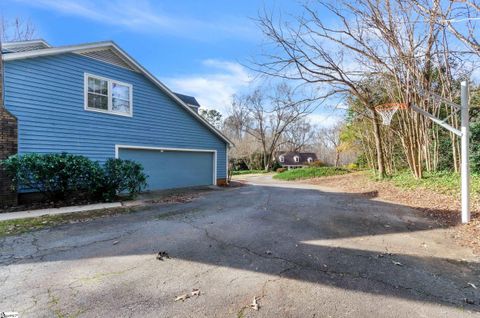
[279,155,285,163]
[294,156,300,163]
[115,145,217,185]
[307,157,313,163]
[84,73,133,117]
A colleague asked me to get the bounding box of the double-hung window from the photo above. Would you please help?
[85,73,133,116]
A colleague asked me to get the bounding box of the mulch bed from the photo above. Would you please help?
[305,172,480,254]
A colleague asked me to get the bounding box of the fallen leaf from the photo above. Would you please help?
[392,261,403,266]
[191,289,200,296]
[468,282,478,289]
[112,241,119,245]
[175,294,190,302]
[250,297,259,311]
[156,251,170,261]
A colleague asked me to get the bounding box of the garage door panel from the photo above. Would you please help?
[118,148,214,190]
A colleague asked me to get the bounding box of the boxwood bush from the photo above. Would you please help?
[2,153,147,203]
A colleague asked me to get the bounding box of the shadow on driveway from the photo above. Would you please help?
[1,181,479,313]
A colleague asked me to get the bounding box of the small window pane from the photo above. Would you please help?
[88,77,108,95]
[112,83,129,100]
[88,78,95,93]
[112,98,130,113]
[88,93,108,110]
[97,79,108,95]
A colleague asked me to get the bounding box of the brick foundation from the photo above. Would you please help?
[0,107,18,207]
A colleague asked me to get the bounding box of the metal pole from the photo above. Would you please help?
[461,80,470,223]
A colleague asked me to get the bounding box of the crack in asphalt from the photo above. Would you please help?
[181,218,473,308]
[0,225,144,265]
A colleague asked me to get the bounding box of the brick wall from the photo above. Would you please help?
[0,107,18,207]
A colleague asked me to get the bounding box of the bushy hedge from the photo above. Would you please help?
[96,158,147,201]
[273,166,350,181]
[1,153,147,203]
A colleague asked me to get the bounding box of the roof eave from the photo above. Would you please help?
[2,39,51,48]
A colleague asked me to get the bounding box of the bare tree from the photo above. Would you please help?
[1,17,36,42]
[319,122,345,167]
[282,118,315,152]
[256,5,391,177]
[256,0,470,178]
[230,84,316,170]
[419,0,480,56]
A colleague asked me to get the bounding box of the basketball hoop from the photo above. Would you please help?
[375,103,408,125]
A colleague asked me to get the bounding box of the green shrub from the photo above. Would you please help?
[232,170,267,175]
[276,167,287,173]
[271,160,282,171]
[97,158,147,201]
[346,163,358,170]
[1,153,147,203]
[471,122,480,173]
[2,153,103,202]
[273,167,350,181]
[308,160,325,167]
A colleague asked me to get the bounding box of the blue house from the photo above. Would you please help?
[0,39,231,201]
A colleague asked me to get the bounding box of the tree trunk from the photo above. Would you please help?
[371,111,386,178]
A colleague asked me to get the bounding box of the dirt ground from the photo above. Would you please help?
[304,172,480,254]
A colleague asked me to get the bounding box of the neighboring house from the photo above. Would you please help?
[276,152,318,169]
[0,39,231,201]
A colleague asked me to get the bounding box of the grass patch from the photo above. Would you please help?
[232,170,268,175]
[386,170,480,198]
[0,206,145,237]
[273,167,350,181]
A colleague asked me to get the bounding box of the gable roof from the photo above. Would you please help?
[277,152,318,166]
[2,40,232,146]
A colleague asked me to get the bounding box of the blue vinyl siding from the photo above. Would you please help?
[119,148,214,190]
[4,53,227,180]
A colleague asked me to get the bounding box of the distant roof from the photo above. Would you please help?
[2,39,51,53]
[1,39,231,146]
[276,152,318,166]
[174,93,201,108]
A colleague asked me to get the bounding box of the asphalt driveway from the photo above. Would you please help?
[1,174,479,317]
